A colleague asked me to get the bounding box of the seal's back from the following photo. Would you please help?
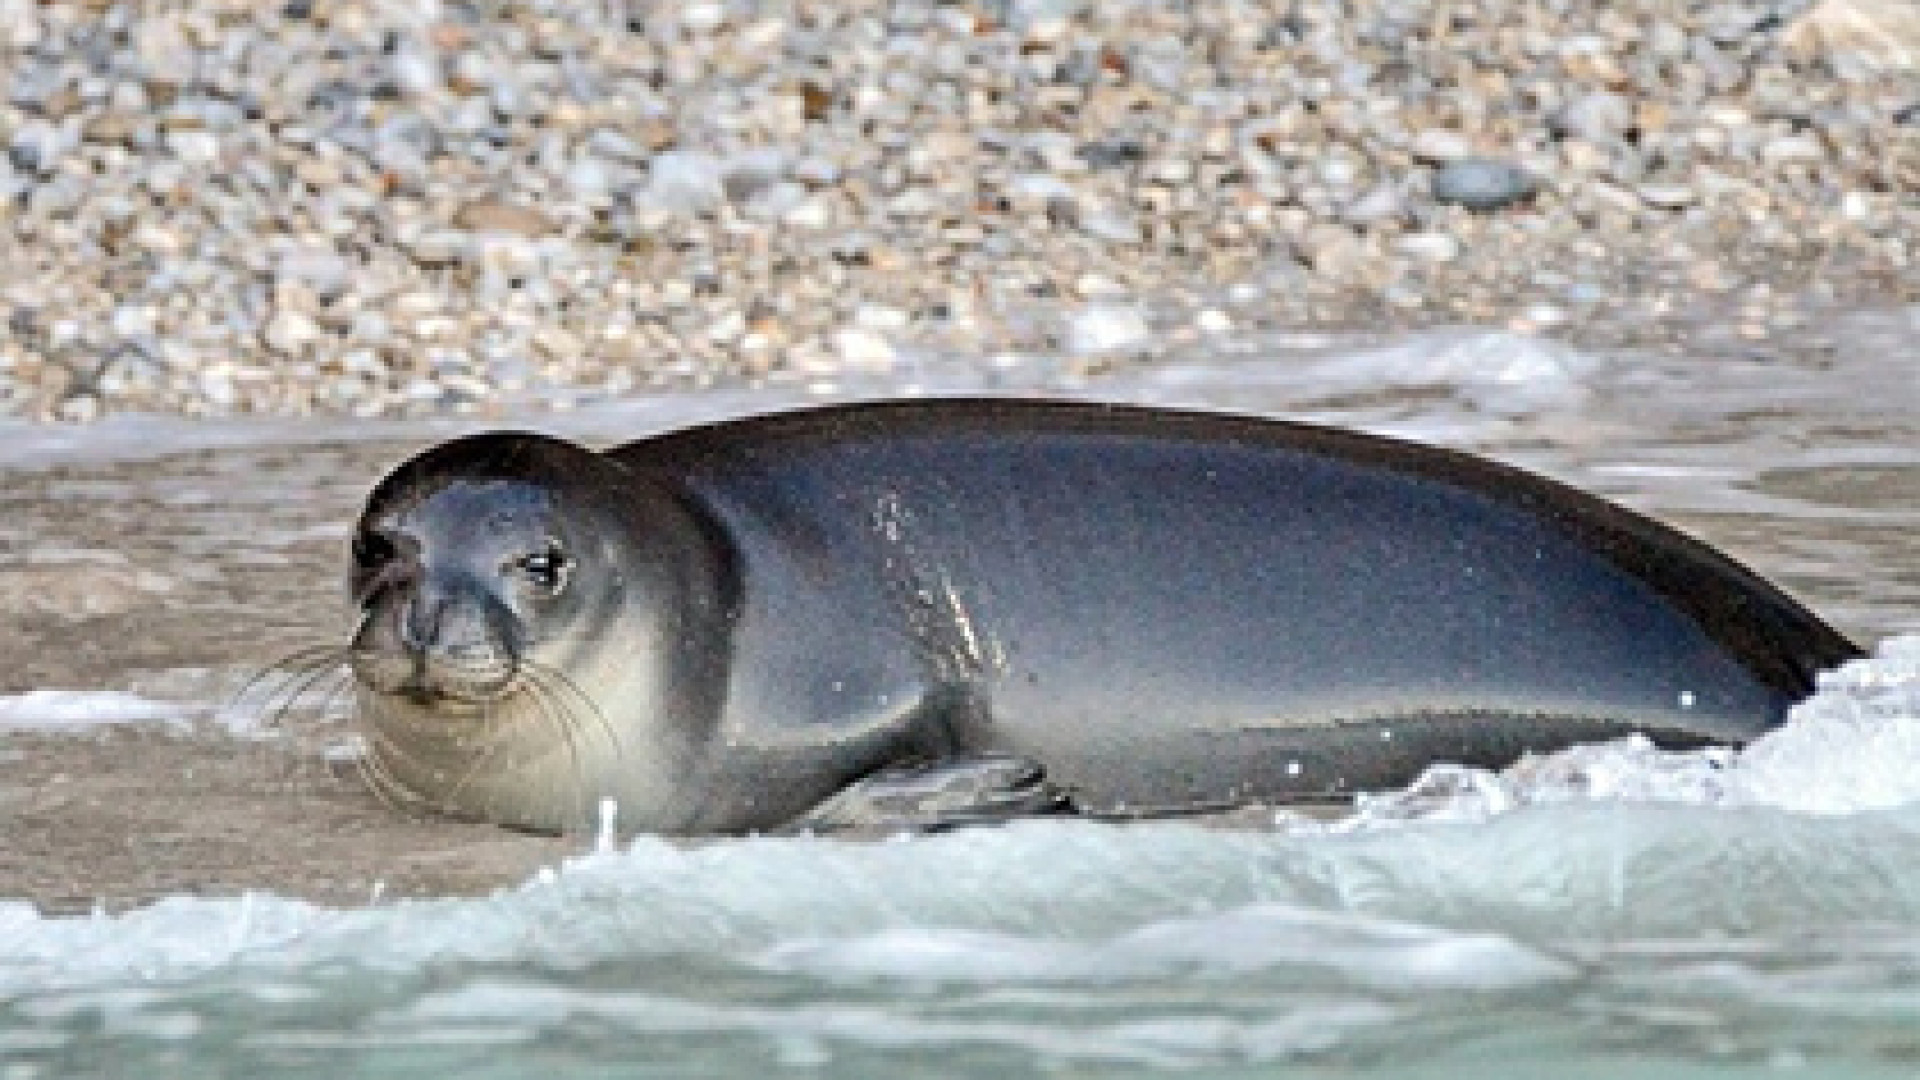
[612,399,1860,809]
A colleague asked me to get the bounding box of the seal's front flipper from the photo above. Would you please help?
[785,754,1077,835]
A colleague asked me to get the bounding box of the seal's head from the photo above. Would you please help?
[346,431,721,832]
[348,432,593,708]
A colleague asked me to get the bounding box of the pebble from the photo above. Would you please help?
[683,2,727,34]
[706,310,747,345]
[110,306,154,340]
[1342,184,1406,226]
[1195,308,1234,334]
[1397,233,1462,262]
[8,119,66,174]
[1637,184,1699,210]
[1078,208,1142,245]
[164,130,220,165]
[1409,130,1474,163]
[276,250,354,297]
[264,309,323,354]
[1432,159,1540,212]
[454,201,555,238]
[1762,136,1828,165]
[1523,303,1570,328]
[406,232,469,265]
[644,151,727,214]
[1066,304,1151,355]
[1784,0,1920,75]
[1557,92,1635,145]
[783,199,831,230]
[854,305,911,331]
[832,327,897,370]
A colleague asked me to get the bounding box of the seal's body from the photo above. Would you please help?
[347,400,1860,833]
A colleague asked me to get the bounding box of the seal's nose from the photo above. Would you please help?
[398,571,510,666]
[399,583,446,656]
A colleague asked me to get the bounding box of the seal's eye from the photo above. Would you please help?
[516,547,570,594]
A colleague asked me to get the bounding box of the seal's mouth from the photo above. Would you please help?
[347,563,529,705]
[351,650,521,707]
[396,679,485,710]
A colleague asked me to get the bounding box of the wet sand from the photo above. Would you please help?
[1,726,573,915]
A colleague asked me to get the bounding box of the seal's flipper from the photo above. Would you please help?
[784,754,1076,835]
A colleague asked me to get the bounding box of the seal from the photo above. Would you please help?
[345,398,1861,834]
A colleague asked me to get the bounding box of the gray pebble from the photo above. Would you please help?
[1396,232,1461,262]
[1409,130,1474,163]
[407,232,471,265]
[644,150,727,214]
[1066,303,1150,354]
[8,118,68,174]
[1637,184,1698,210]
[1342,183,1407,226]
[1700,5,1774,46]
[1079,208,1142,244]
[1556,92,1634,145]
[1432,158,1539,211]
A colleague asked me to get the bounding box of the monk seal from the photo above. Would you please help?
[343,398,1861,834]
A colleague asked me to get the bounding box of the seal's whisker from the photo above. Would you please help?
[514,670,598,830]
[229,645,346,718]
[240,649,352,733]
[519,663,602,758]
[355,717,470,819]
[520,663,626,827]
[269,661,355,732]
[313,668,359,725]
[435,698,541,816]
[351,723,410,808]
[524,660,623,761]
[355,734,427,817]
[233,644,342,698]
[509,674,573,819]
[355,696,477,810]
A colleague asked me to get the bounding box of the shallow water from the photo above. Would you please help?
[1,319,1918,1077]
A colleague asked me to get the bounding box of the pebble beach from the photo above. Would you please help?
[0,0,1916,421]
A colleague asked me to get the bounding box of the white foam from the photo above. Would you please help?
[1311,330,1602,416]
[1331,635,1920,830]
[1109,329,1603,423]
[1735,636,1920,814]
[0,690,182,730]
[7,784,1920,1001]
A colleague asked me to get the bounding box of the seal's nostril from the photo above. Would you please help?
[353,529,397,570]
[399,590,446,655]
